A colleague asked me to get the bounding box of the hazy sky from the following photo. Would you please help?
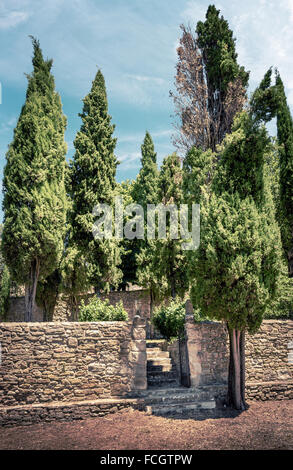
[0,0,293,219]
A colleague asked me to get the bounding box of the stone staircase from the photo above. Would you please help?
[144,339,224,417]
[146,340,178,388]
[139,386,218,417]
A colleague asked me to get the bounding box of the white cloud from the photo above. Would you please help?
[0,10,29,29]
[0,116,16,134]
[126,74,165,86]
[181,1,208,24]
[117,151,141,170]
[119,129,172,144]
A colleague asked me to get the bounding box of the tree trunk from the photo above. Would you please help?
[227,324,247,410]
[25,258,40,322]
[240,330,247,408]
[70,294,79,321]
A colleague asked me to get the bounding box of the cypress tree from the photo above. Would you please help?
[196,5,249,150]
[137,153,188,300]
[118,133,159,289]
[117,180,138,290]
[250,68,293,277]
[132,132,160,307]
[132,131,159,211]
[275,74,293,277]
[171,5,249,153]
[2,38,68,321]
[70,69,121,291]
[183,146,215,205]
[189,105,282,409]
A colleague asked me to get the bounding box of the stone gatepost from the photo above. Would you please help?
[129,314,147,391]
[185,300,202,386]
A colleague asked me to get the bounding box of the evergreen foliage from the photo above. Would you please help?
[132,131,159,211]
[196,5,249,95]
[70,69,121,291]
[1,37,68,321]
[0,265,10,320]
[152,298,206,341]
[250,68,293,277]
[137,153,189,300]
[117,180,138,289]
[183,146,215,205]
[276,74,293,276]
[172,4,249,153]
[130,132,160,299]
[188,106,282,409]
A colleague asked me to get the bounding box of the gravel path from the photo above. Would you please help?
[0,401,292,450]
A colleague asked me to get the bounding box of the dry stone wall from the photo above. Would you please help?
[7,289,152,325]
[185,315,293,401]
[0,317,147,409]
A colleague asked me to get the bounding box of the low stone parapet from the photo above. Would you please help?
[0,397,146,427]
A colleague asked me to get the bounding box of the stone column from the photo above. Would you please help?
[185,300,202,387]
[130,314,147,391]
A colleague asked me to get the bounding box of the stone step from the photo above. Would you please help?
[146,340,168,349]
[137,386,218,403]
[147,378,178,387]
[147,364,173,372]
[146,347,162,353]
[147,365,174,372]
[143,391,214,405]
[135,386,195,397]
[147,351,171,361]
[147,369,177,378]
[147,357,171,365]
[147,400,216,416]
[147,350,170,359]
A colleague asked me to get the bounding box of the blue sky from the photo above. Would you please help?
[0,0,293,220]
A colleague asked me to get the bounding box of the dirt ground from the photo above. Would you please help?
[0,401,292,450]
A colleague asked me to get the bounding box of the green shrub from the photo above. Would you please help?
[152,299,185,340]
[78,296,128,322]
[152,298,207,340]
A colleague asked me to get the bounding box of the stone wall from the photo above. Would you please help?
[245,320,293,400]
[0,317,147,409]
[7,289,152,325]
[185,315,229,387]
[6,296,44,322]
[185,313,293,401]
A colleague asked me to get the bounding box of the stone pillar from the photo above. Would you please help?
[185,300,202,387]
[130,315,147,390]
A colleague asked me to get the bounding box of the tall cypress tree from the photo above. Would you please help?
[118,133,159,289]
[189,106,282,409]
[275,74,293,277]
[2,38,68,321]
[137,153,188,301]
[117,180,137,290]
[131,132,159,308]
[70,69,121,291]
[196,4,249,150]
[132,131,159,210]
[171,5,249,153]
[250,68,293,277]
